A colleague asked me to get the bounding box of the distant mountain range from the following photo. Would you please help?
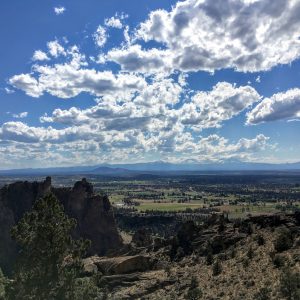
[0,160,300,175]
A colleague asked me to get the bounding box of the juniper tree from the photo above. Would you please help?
[7,193,90,300]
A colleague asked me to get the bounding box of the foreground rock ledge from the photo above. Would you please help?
[83,255,153,275]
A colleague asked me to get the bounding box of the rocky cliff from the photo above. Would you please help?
[83,212,300,299]
[0,177,122,274]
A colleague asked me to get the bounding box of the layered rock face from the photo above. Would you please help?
[52,178,122,255]
[0,177,122,274]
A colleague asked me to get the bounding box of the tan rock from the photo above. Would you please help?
[83,255,152,275]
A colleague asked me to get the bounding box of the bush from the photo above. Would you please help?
[272,254,286,268]
[186,288,202,300]
[175,246,185,260]
[206,250,213,266]
[190,276,198,289]
[247,222,254,235]
[247,246,254,259]
[242,258,250,268]
[279,268,300,300]
[212,260,222,276]
[186,276,202,300]
[230,247,236,259]
[165,264,172,276]
[256,234,265,246]
[218,220,225,233]
[245,280,255,288]
[254,286,272,300]
[274,228,293,252]
[73,277,102,300]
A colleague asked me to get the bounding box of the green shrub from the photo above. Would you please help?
[256,234,265,246]
[243,258,250,268]
[186,287,202,300]
[272,254,286,268]
[6,193,91,300]
[186,276,202,300]
[212,260,222,276]
[73,277,102,300]
[254,286,272,300]
[247,223,254,234]
[247,246,254,259]
[279,268,300,300]
[190,276,198,289]
[230,247,236,259]
[274,228,293,252]
[165,264,172,276]
[206,250,213,266]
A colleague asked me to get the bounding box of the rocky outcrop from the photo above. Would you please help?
[0,177,122,274]
[79,212,300,300]
[0,176,51,221]
[248,212,300,228]
[52,178,122,255]
[83,255,152,275]
[0,177,52,273]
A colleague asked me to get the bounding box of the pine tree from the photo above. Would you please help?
[7,193,90,300]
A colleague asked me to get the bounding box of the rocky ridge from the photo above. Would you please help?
[0,177,122,273]
[83,212,300,299]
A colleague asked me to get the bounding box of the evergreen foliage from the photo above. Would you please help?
[6,193,91,300]
[279,268,300,300]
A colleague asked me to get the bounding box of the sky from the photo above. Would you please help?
[0,0,300,169]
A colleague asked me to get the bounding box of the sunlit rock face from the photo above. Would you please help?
[0,177,122,274]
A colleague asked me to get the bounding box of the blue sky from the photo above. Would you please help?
[0,0,300,169]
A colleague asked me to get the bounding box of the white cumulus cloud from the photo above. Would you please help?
[9,46,146,99]
[180,82,261,130]
[93,25,107,48]
[105,16,123,29]
[54,6,66,15]
[47,40,66,57]
[32,50,50,61]
[247,88,300,124]
[12,112,28,119]
[107,0,300,74]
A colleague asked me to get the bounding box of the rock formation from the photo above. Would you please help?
[83,255,152,275]
[86,212,300,299]
[0,177,122,274]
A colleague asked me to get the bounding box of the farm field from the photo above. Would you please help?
[1,173,299,217]
[136,201,204,212]
[92,175,300,217]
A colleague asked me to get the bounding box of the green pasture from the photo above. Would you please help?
[136,202,203,212]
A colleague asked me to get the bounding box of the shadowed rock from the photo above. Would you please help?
[0,177,122,274]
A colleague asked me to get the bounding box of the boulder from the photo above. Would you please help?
[83,255,152,275]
